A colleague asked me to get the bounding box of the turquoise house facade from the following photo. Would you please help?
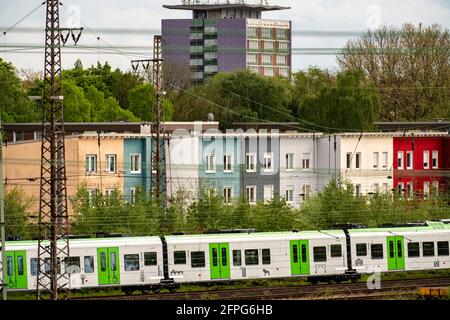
[124,138,152,202]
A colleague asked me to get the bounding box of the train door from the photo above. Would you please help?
[387,236,405,271]
[290,240,310,276]
[209,243,230,280]
[5,251,28,289]
[97,247,121,285]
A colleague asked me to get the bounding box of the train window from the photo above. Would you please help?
[356,244,367,256]
[407,243,420,258]
[100,253,107,272]
[423,242,435,257]
[397,240,403,258]
[44,258,62,274]
[233,250,242,266]
[7,256,13,276]
[144,252,157,266]
[371,244,383,260]
[389,241,395,259]
[124,254,140,271]
[84,256,94,273]
[31,258,38,276]
[245,249,259,266]
[191,252,206,268]
[313,247,327,262]
[111,252,117,271]
[438,242,449,256]
[330,245,342,258]
[292,245,298,263]
[222,248,228,267]
[174,251,186,265]
[17,256,24,275]
[212,248,218,267]
[301,245,307,263]
[65,257,81,274]
[262,249,271,265]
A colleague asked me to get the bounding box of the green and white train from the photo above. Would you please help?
[3,220,450,293]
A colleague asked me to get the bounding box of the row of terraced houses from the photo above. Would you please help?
[2,122,450,214]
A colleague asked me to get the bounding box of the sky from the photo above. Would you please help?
[1,0,450,74]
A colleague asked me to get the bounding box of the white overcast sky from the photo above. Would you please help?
[1,0,450,74]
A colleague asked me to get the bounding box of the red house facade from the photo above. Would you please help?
[393,134,450,198]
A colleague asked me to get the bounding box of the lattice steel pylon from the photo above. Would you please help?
[151,35,167,205]
[36,0,70,300]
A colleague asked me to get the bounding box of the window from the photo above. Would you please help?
[144,252,157,266]
[264,185,274,202]
[211,248,218,267]
[130,188,137,204]
[313,247,327,262]
[6,256,13,276]
[191,252,206,268]
[356,244,367,257]
[100,253,107,272]
[249,40,259,50]
[245,249,259,265]
[262,249,271,265]
[246,153,256,172]
[355,153,361,170]
[262,28,272,39]
[247,27,257,37]
[222,248,228,267]
[301,244,308,263]
[65,257,81,274]
[207,188,216,199]
[13,132,24,142]
[87,189,97,206]
[302,185,312,199]
[86,155,97,174]
[292,245,299,263]
[233,250,242,266]
[224,187,232,204]
[382,152,388,169]
[174,251,186,264]
[190,32,203,40]
[286,153,294,171]
[247,54,257,64]
[407,182,413,199]
[110,252,117,271]
[84,256,94,273]
[432,181,439,193]
[373,152,379,169]
[276,55,286,65]
[44,258,61,274]
[204,65,218,73]
[285,187,294,203]
[397,151,404,169]
[206,154,216,173]
[264,41,274,51]
[31,258,38,276]
[302,153,311,170]
[246,186,257,204]
[17,256,24,275]
[262,54,272,65]
[423,151,430,169]
[432,151,439,169]
[346,153,352,170]
[408,243,420,258]
[372,184,379,193]
[424,182,430,198]
[204,39,217,47]
[34,131,42,141]
[130,154,141,173]
[264,67,274,77]
[263,152,273,172]
[124,254,140,271]
[223,154,233,172]
[276,28,287,40]
[204,26,217,34]
[279,42,288,50]
[371,244,384,259]
[438,242,449,256]
[279,68,289,77]
[406,151,413,170]
[355,184,361,197]
[204,52,218,60]
[330,245,342,258]
[423,242,435,257]
[106,154,117,173]
[105,189,116,203]
[190,59,203,66]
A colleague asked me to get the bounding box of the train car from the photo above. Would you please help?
[4,236,163,292]
[348,221,450,275]
[164,229,349,285]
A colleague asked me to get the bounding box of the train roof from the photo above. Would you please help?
[347,221,450,235]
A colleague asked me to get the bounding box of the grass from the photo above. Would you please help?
[6,269,450,300]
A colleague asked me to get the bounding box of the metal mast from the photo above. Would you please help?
[36,0,70,300]
[0,128,6,300]
[131,35,167,204]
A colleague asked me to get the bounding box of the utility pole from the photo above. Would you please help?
[131,35,167,205]
[0,127,6,300]
[36,0,82,300]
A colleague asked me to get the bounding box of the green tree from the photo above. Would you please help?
[0,59,39,122]
[4,187,35,239]
[128,84,157,121]
[62,79,92,122]
[296,69,379,133]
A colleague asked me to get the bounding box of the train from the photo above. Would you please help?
[3,220,450,294]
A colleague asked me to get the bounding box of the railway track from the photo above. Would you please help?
[73,277,450,300]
